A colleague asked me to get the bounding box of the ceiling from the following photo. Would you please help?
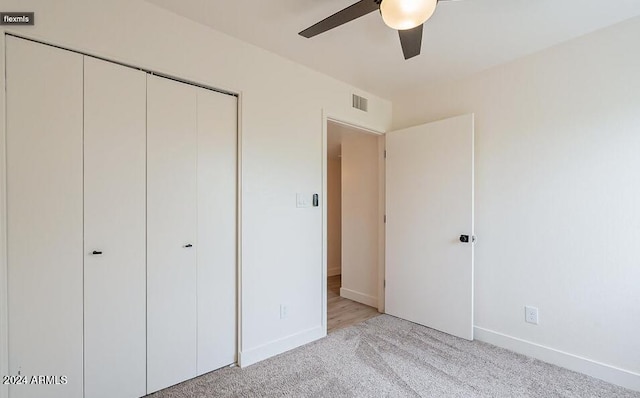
[145,0,640,101]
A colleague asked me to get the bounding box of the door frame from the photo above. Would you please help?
[0,33,8,398]
[321,111,386,334]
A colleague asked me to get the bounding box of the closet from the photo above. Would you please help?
[4,36,237,398]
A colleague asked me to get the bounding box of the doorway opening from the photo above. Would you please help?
[326,120,384,333]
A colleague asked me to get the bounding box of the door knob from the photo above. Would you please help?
[92,250,103,255]
[459,235,476,243]
[184,244,193,248]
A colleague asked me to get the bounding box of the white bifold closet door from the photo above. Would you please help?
[6,36,236,398]
[83,57,147,398]
[147,76,237,393]
[6,37,84,398]
[147,75,199,393]
[195,87,238,375]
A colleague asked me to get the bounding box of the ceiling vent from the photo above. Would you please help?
[352,94,368,112]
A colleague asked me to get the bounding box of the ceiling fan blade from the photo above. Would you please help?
[398,24,423,60]
[299,0,380,38]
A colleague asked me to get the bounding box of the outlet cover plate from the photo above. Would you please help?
[525,306,539,325]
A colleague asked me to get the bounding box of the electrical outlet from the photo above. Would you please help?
[280,304,288,320]
[525,306,539,325]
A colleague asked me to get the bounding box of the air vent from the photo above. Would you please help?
[352,94,368,112]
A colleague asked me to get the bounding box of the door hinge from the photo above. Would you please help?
[384,279,386,288]
[384,214,386,223]
[384,150,387,159]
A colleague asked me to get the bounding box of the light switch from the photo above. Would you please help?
[296,193,309,208]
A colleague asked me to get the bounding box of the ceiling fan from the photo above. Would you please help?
[299,0,458,60]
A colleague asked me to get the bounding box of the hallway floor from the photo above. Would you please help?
[327,275,379,333]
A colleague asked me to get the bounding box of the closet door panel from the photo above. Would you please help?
[6,37,84,398]
[196,89,238,374]
[147,75,198,393]
[83,57,147,398]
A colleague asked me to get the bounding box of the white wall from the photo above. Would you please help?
[340,130,380,308]
[0,0,392,389]
[327,157,342,277]
[393,16,640,389]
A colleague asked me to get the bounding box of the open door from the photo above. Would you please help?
[385,114,474,340]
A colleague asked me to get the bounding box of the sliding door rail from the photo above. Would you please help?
[4,32,238,98]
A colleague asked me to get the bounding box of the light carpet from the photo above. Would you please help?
[148,315,638,397]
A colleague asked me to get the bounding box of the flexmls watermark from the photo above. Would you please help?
[0,12,35,25]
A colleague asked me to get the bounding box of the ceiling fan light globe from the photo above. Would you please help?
[380,0,437,30]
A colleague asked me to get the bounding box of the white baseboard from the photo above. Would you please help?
[239,326,325,368]
[340,287,377,308]
[474,326,640,392]
[327,267,341,277]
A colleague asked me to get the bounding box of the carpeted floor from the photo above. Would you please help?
[149,315,639,397]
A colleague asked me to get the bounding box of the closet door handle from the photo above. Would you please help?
[92,250,103,255]
[184,244,193,248]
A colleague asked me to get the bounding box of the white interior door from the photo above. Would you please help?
[83,56,147,398]
[195,88,238,374]
[385,114,474,340]
[6,37,84,398]
[147,75,198,393]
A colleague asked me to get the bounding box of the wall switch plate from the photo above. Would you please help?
[296,193,310,208]
[280,304,288,320]
[525,306,539,325]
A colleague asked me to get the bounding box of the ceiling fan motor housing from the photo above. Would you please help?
[299,0,455,60]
